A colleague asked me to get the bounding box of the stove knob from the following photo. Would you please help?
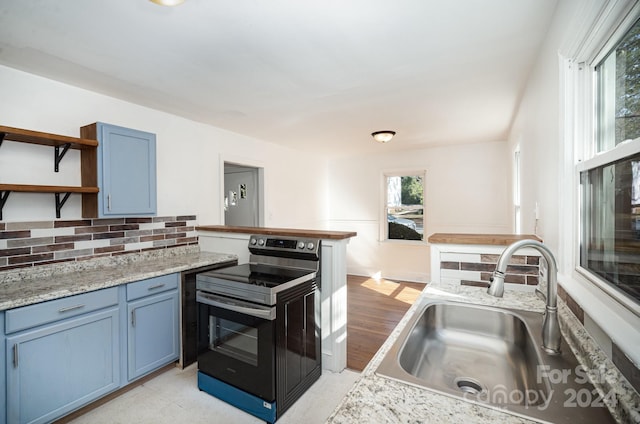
[297,241,305,250]
[258,238,265,246]
[250,238,257,245]
[306,242,315,250]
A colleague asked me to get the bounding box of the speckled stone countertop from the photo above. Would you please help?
[0,246,237,311]
[327,282,640,424]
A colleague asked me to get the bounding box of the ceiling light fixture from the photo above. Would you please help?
[149,0,185,6]
[371,130,396,143]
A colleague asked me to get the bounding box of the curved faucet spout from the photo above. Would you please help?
[487,239,561,355]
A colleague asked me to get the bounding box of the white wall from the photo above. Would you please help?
[0,65,329,228]
[328,141,511,282]
[508,0,640,365]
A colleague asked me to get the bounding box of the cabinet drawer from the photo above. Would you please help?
[127,273,178,301]
[5,287,118,334]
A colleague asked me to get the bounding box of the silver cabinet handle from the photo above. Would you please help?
[131,309,136,327]
[58,304,85,313]
[147,283,166,291]
[13,343,18,368]
[107,193,111,211]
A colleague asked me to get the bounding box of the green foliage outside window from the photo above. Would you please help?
[401,176,423,205]
[614,19,640,143]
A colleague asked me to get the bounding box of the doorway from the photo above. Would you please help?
[223,162,263,227]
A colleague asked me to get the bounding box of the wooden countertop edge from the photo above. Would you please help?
[195,225,357,240]
[427,233,542,245]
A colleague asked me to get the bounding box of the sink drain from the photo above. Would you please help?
[454,378,485,396]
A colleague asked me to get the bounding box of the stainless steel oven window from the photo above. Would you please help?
[208,315,259,366]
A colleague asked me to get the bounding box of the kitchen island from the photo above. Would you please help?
[327,281,640,423]
[196,225,357,372]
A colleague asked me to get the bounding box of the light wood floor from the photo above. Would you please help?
[346,275,425,371]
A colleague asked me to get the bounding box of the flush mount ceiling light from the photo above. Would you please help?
[149,0,185,5]
[371,130,396,143]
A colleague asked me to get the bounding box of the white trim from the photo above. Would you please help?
[561,271,640,365]
[587,1,640,65]
[513,147,522,234]
[570,0,639,63]
[560,2,640,323]
[379,169,427,243]
[576,137,640,172]
[577,265,640,316]
[320,239,349,372]
[218,154,266,227]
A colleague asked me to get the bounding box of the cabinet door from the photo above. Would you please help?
[6,308,120,424]
[303,291,320,375]
[282,290,320,396]
[98,123,157,216]
[127,290,179,380]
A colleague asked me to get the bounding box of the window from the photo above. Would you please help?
[579,16,640,306]
[384,172,425,241]
[514,148,521,234]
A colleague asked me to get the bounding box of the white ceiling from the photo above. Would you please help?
[0,0,558,157]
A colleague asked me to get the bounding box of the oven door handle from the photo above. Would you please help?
[197,291,276,321]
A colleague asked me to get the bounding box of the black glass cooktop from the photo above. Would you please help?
[204,263,313,288]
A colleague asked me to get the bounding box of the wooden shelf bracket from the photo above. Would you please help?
[54,143,71,172]
[0,190,10,220]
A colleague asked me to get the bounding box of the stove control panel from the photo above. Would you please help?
[248,235,320,255]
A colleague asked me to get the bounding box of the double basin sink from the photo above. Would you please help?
[376,299,616,423]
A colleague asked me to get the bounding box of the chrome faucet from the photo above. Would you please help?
[487,239,561,355]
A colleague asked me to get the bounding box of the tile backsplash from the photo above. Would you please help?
[440,252,541,287]
[0,215,197,271]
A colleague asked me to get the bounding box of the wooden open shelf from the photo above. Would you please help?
[0,125,100,220]
[0,184,99,194]
[0,184,100,220]
[0,125,98,149]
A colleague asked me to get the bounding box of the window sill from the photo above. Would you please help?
[559,270,640,366]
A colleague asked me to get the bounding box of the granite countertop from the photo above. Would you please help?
[0,245,237,311]
[327,282,640,424]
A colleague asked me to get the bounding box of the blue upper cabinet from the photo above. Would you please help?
[80,122,157,217]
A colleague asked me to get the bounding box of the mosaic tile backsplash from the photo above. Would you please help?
[0,215,197,271]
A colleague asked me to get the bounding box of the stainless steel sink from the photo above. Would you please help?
[376,299,616,423]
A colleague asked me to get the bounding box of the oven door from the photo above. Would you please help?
[196,291,276,401]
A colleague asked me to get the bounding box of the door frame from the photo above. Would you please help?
[219,154,265,227]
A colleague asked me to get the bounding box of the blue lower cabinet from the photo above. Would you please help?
[127,290,179,381]
[6,308,120,424]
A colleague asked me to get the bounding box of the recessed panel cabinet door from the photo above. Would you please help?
[127,291,179,380]
[99,123,157,216]
[6,308,120,424]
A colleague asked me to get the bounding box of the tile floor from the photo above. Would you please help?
[68,365,360,424]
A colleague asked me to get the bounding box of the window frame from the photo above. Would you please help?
[574,4,640,316]
[514,147,522,234]
[380,169,427,243]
